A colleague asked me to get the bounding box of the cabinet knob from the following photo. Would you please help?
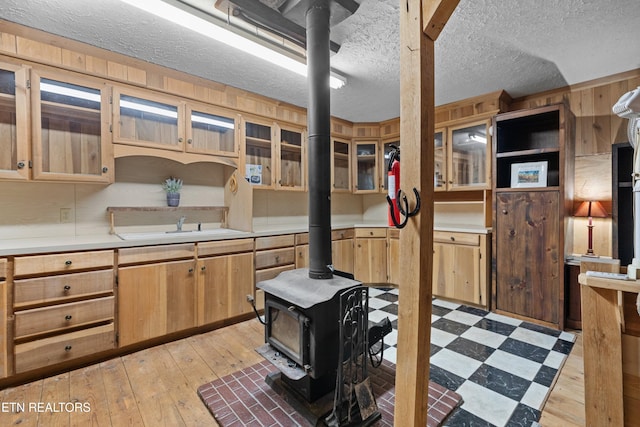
[187,138,192,144]
[188,268,194,273]
[450,236,455,241]
[64,345,72,352]
[102,166,108,173]
[178,137,184,142]
[502,209,508,215]
[17,161,25,169]
[201,266,206,271]
[65,315,73,321]
[275,255,280,262]
[64,260,72,266]
[63,285,71,292]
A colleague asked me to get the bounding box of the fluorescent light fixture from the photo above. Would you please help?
[120,0,346,89]
[191,113,235,129]
[468,133,487,144]
[120,99,178,119]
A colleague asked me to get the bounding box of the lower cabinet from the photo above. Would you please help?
[197,239,254,325]
[432,231,490,307]
[294,229,355,275]
[387,229,400,286]
[354,228,388,283]
[118,245,197,347]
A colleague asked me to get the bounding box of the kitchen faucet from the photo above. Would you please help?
[177,216,186,231]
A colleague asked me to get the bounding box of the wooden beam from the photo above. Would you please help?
[422,0,460,41]
[395,1,459,426]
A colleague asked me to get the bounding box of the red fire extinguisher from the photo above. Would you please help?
[387,145,400,226]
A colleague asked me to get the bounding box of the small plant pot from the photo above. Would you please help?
[166,193,180,207]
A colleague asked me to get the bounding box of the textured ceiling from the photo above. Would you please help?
[2,0,639,122]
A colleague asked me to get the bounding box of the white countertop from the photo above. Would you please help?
[0,222,491,256]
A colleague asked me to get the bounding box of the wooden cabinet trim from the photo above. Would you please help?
[433,231,480,246]
[255,248,295,270]
[255,265,295,284]
[0,259,6,280]
[355,228,387,238]
[295,233,309,245]
[254,234,295,250]
[118,243,195,265]
[197,238,254,257]
[332,228,355,240]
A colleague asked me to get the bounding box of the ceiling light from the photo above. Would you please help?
[468,133,487,144]
[120,0,346,89]
[40,81,101,102]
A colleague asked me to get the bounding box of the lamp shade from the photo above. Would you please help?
[574,200,608,218]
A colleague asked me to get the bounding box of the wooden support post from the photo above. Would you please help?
[395,1,459,426]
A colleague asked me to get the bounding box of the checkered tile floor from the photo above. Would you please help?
[367,287,576,427]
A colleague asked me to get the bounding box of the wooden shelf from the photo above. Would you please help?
[496,147,560,158]
[106,205,229,234]
[280,142,302,152]
[246,136,272,148]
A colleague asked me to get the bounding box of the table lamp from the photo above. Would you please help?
[574,200,608,256]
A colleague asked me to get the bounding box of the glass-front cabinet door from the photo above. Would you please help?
[277,125,304,190]
[332,138,351,192]
[354,140,378,193]
[243,118,274,188]
[0,62,29,180]
[382,139,399,192]
[113,87,184,151]
[186,104,238,157]
[31,70,112,182]
[448,120,490,190]
[434,129,446,191]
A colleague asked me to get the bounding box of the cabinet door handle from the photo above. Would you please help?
[64,345,72,352]
[65,315,73,321]
[17,161,25,169]
[275,255,280,262]
[178,137,184,143]
[102,166,108,173]
[63,285,71,292]
[188,268,194,273]
[65,260,72,266]
[187,138,192,144]
[502,209,508,215]
[201,266,206,271]
[450,236,455,241]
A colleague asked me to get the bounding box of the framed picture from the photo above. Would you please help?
[510,161,548,188]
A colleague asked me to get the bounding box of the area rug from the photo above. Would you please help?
[197,359,462,426]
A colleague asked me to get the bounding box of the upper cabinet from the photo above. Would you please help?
[243,117,275,188]
[113,87,239,162]
[435,119,491,192]
[31,70,113,183]
[332,138,351,192]
[0,62,29,181]
[353,140,379,193]
[276,124,305,191]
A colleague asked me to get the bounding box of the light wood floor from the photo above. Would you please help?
[0,319,584,426]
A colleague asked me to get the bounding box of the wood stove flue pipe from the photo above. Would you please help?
[306,0,333,280]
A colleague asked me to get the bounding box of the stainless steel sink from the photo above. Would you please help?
[117,228,245,240]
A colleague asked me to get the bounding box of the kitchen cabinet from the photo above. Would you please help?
[387,229,400,286]
[0,259,6,378]
[12,250,115,373]
[276,124,305,190]
[353,140,379,193]
[113,86,240,161]
[332,138,352,192]
[243,117,275,188]
[492,103,574,329]
[294,233,309,268]
[432,231,490,307]
[117,243,197,346]
[254,234,296,310]
[196,239,254,325]
[435,119,491,191]
[31,69,113,183]
[0,62,29,181]
[294,229,354,275]
[354,228,388,283]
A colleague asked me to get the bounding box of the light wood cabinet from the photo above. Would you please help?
[276,124,305,191]
[0,259,7,378]
[387,229,400,286]
[332,138,352,192]
[435,119,491,192]
[118,258,197,347]
[354,228,388,283]
[12,250,115,373]
[186,103,239,157]
[31,69,113,183]
[197,239,254,325]
[0,62,29,181]
[294,229,355,274]
[243,117,275,188]
[432,231,489,307]
[353,140,379,193]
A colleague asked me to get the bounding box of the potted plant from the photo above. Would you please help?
[162,177,183,207]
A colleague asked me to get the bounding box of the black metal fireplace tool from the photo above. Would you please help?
[387,187,421,229]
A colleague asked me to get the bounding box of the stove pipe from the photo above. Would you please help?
[306,0,333,280]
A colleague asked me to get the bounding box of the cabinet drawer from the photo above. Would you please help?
[198,238,254,257]
[0,258,6,280]
[15,324,115,374]
[388,229,400,239]
[255,248,295,269]
[295,233,309,245]
[255,235,295,250]
[332,229,355,240]
[255,265,295,283]
[118,243,195,265]
[14,269,114,308]
[14,250,114,277]
[15,296,115,339]
[355,228,387,238]
[433,231,479,246]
